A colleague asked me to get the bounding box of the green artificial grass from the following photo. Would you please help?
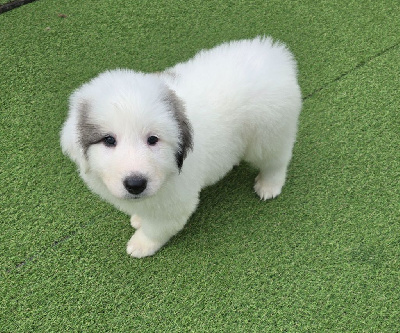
[1,0,399,331]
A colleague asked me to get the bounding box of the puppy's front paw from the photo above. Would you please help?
[126,229,163,258]
[130,215,142,229]
[254,174,283,200]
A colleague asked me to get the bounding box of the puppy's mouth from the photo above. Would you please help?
[123,192,147,200]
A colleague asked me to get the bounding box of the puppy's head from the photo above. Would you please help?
[60,70,192,199]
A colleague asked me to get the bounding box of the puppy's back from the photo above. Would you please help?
[168,37,299,112]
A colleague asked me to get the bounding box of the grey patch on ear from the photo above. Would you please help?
[163,89,193,170]
[77,101,104,157]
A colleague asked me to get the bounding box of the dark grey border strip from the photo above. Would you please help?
[0,0,38,14]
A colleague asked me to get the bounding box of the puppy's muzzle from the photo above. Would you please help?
[123,175,147,195]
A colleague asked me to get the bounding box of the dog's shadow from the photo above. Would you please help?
[172,162,261,242]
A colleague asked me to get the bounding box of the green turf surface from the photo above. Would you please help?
[1,0,399,331]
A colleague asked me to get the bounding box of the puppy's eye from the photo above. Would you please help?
[147,136,159,146]
[103,135,116,147]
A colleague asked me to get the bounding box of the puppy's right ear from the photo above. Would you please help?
[60,95,90,174]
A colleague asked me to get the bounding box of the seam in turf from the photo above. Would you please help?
[303,41,400,101]
[2,221,95,277]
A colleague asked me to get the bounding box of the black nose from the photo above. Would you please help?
[123,176,147,195]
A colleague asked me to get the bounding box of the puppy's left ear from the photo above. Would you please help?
[60,93,91,174]
[164,88,193,171]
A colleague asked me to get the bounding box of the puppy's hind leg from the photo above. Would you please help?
[253,161,288,200]
[246,142,293,200]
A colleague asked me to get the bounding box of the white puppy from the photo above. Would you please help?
[60,37,302,258]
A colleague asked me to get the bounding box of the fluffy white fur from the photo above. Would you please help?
[60,37,302,258]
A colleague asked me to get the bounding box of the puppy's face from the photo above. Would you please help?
[61,70,192,200]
